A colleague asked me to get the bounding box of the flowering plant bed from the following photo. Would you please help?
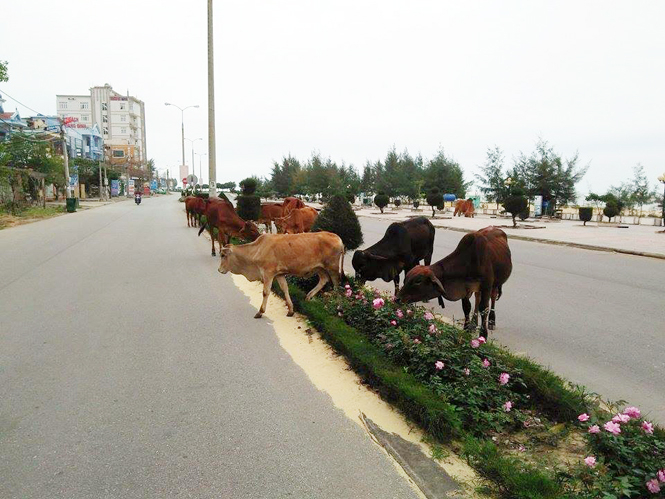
[274,276,665,498]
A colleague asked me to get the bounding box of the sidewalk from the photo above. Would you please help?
[352,206,665,259]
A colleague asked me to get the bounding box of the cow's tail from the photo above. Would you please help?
[339,247,346,286]
[198,223,207,237]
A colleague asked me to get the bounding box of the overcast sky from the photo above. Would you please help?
[2,1,664,195]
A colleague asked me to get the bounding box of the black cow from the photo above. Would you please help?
[352,217,435,295]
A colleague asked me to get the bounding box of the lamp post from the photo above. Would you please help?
[185,137,202,185]
[658,173,665,224]
[164,102,199,179]
[195,152,207,186]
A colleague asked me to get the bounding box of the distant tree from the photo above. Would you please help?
[475,146,507,202]
[374,191,389,213]
[0,60,8,82]
[360,163,375,194]
[423,149,468,198]
[630,164,652,218]
[603,202,620,223]
[503,188,529,227]
[218,181,236,190]
[312,194,363,250]
[393,198,401,208]
[426,188,444,217]
[578,207,593,226]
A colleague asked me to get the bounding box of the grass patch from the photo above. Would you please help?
[0,204,66,229]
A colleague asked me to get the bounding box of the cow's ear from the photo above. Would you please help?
[221,246,232,256]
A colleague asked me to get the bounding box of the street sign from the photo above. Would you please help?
[187,174,198,186]
[182,177,188,185]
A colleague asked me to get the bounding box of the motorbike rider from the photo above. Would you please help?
[135,191,142,204]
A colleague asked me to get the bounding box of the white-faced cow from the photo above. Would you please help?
[217,232,344,318]
[352,217,435,295]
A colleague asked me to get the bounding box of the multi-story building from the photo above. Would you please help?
[56,84,147,168]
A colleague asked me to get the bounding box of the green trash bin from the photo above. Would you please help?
[66,197,77,213]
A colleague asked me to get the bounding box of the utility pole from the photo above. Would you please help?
[208,0,217,198]
[61,122,72,199]
[166,168,170,192]
[98,160,104,200]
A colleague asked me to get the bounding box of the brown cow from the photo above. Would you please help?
[259,203,284,233]
[397,226,512,338]
[275,206,318,234]
[453,199,475,218]
[282,196,305,216]
[185,196,207,227]
[217,232,344,318]
[198,201,260,256]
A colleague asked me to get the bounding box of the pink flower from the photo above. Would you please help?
[477,337,486,344]
[612,413,630,423]
[646,479,661,494]
[435,361,445,370]
[345,289,353,297]
[578,413,590,422]
[406,309,413,316]
[657,469,665,483]
[424,311,434,321]
[396,309,404,319]
[588,425,600,434]
[499,373,510,385]
[372,298,385,310]
[463,368,470,376]
[642,421,654,434]
[517,444,526,452]
[503,401,513,412]
[603,421,621,435]
[584,456,596,467]
[428,324,437,334]
[355,294,363,300]
[344,284,351,290]
[413,338,421,344]
[471,339,480,348]
[482,358,491,368]
[390,320,397,326]
[623,406,641,419]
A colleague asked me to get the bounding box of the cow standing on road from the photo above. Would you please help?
[397,226,512,338]
[217,232,345,318]
[198,201,260,256]
[352,217,435,295]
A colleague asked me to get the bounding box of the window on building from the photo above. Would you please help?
[59,102,68,110]
[112,150,125,158]
[102,115,108,123]
[82,115,89,122]
[129,103,134,111]
[119,104,126,110]
[103,127,108,135]
[102,103,108,111]
[80,102,89,110]
[120,115,126,122]
[120,127,127,134]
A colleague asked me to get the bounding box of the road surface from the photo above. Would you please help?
[350,217,665,423]
[0,196,420,499]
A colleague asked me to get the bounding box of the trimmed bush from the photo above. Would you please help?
[579,207,593,226]
[426,188,443,217]
[603,202,619,222]
[413,200,420,209]
[503,192,528,227]
[374,192,389,213]
[393,198,401,208]
[239,177,257,195]
[312,194,363,250]
[345,191,356,204]
[236,177,260,221]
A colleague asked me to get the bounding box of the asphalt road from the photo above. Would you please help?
[350,217,665,423]
[0,196,420,499]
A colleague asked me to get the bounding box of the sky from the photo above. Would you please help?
[2,0,664,196]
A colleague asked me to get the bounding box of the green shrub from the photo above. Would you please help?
[236,195,260,221]
[312,194,363,250]
[393,198,401,208]
[603,202,619,222]
[374,192,389,213]
[426,188,443,217]
[413,200,420,209]
[579,207,593,225]
[503,192,528,227]
[239,177,257,195]
[345,191,356,204]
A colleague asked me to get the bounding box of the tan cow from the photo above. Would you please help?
[218,232,344,318]
[259,203,284,233]
[453,199,475,218]
[275,206,318,234]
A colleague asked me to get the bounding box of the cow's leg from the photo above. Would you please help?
[306,270,330,301]
[393,273,400,295]
[488,288,497,330]
[478,288,491,339]
[186,210,190,227]
[255,275,274,319]
[462,297,472,330]
[276,275,294,316]
[437,296,445,308]
[210,228,217,256]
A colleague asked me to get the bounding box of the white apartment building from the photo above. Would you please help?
[56,84,147,168]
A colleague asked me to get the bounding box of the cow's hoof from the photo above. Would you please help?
[287,311,295,317]
[488,323,495,330]
[254,312,263,319]
[211,252,216,257]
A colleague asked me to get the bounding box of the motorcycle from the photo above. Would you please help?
[135,194,142,205]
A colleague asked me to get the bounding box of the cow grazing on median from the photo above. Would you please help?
[259,203,284,233]
[198,201,260,256]
[275,206,318,234]
[185,196,206,227]
[454,199,475,218]
[352,217,435,295]
[217,232,345,318]
[397,226,512,338]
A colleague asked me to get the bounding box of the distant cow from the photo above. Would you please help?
[352,217,435,295]
[275,206,318,234]
[282,197,305,216]
[397,226,512,338]
[454,199,475,218]
[259,203,284,233]
[185,196,206,227]
[198,201,260,256]
[218,232,344,318]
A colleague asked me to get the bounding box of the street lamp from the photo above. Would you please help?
[658,173,665,224]
[185,137,202,184]
[164,102,199,179]
[195,152,207,186]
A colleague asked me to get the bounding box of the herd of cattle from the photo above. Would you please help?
[183,195,512,338]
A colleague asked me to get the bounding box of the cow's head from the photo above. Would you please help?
[218,245,234,274]
[397,265,445,303]
[240,221,260,241]
[352,250,395,283]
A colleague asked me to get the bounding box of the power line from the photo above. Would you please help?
[0,88,46,116]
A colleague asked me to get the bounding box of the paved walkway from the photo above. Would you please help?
[351,206,665,259]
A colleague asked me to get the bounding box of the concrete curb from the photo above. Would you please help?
[358,214,665,261]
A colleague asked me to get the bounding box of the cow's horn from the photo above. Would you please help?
[430,274,446,295]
